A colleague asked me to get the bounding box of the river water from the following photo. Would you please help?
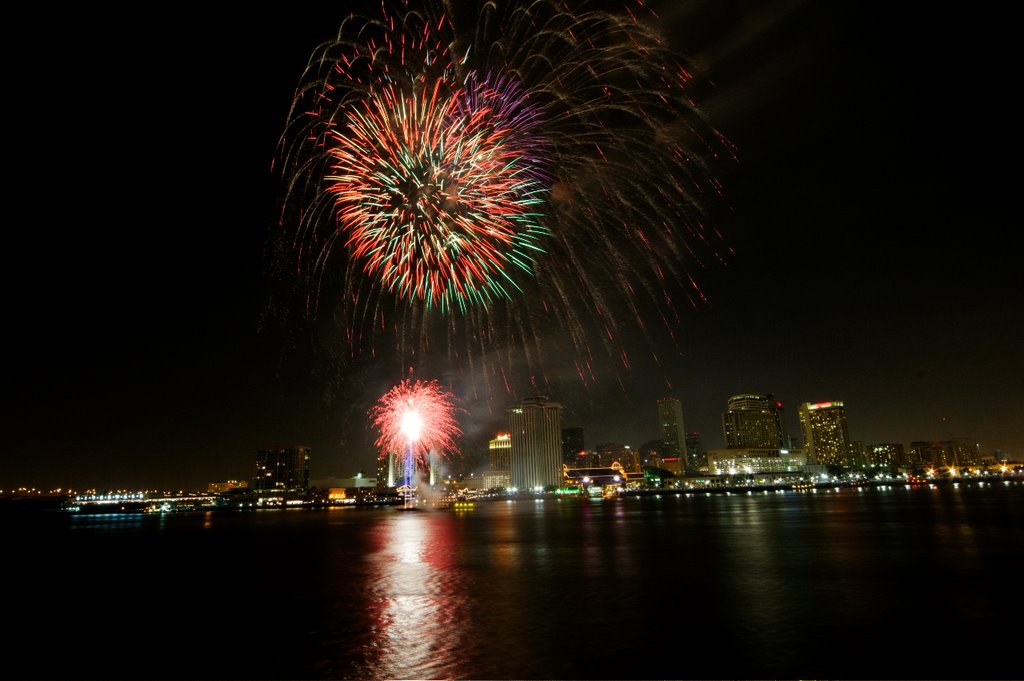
[7,481,1022,680]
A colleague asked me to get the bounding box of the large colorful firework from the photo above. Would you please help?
[325,72,549,313]
[276,0,733,398]
[369,378,462,471]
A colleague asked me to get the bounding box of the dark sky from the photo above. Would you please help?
[4,1,1016,491]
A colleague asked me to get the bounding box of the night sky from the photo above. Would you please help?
[4,1,1015,491]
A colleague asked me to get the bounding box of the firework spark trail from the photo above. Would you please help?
[370,377,462,471]
[325,73,550,312]
[277,0,734,400]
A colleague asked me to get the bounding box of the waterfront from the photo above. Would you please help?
[7,480,1023,680]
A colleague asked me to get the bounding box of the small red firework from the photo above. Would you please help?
[369,377,463,468]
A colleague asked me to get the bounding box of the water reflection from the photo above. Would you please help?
[9,484,1023,680]
[68,512,158,532]
[719,498,790,636]
[358,511,468,680]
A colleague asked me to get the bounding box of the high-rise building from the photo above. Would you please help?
[657,398,686,458]
[798,402,852,467]
[508,396,563,490]
[561,427,585,466]
[945,439,982,466]
[253,446,310,491]
[848,440,867,468]
[489,434,511,470]
[909,441,940,468]
[485,433,512,489]
[375,451,403,488]
[722,394,789,449]
[867,442,904,467]
[376,451,402,488]
[685,432,705,469]
[909,439,982,468]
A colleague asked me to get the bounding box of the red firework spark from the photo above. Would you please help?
[369,378,462,466]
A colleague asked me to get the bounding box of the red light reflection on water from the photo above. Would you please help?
[359,510,466,680]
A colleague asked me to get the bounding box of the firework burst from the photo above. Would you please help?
[369,377,462,468]
[276,0,734,400]
[325,72,549,312]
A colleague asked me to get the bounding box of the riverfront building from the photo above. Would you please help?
[909,439,983,468]
[207,480,248,494]
[253,446,310,491]
[657,398,686,458]
[377,451,402,488]
[798,402,852,467]
[868,443,905,467]
[484,433,512,489]
[722,394,789,449]
[708,395,795,474]
[706,448,807,475]
[508,396,563,490]
[685,432,705,469]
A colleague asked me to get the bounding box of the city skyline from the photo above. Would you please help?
[4,388,1004,493]
[4,1,1016,491]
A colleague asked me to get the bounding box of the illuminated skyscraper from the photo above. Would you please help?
[722,394,789,449]
[508,396,563,490]
[489,434,511,470]
[798,402,851,467]
[485,433,512,489]
[253,446,310,491]
[657,398,686,458]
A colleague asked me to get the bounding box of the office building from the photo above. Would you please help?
[798,402,852,467]
[657,398,686,458]
[909,439,982,468]
[685,431,705,469]
[376,451,402,488]
[722,394,789,449]
[848,440,867,468]
[375,452,393,488]
[945,439,982,466]
[253,446,310,491]
[867,443,904,467]
[207,480,248,494]
[508,396,563,490]
[485,433,512,489]
[706,448,807,475]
